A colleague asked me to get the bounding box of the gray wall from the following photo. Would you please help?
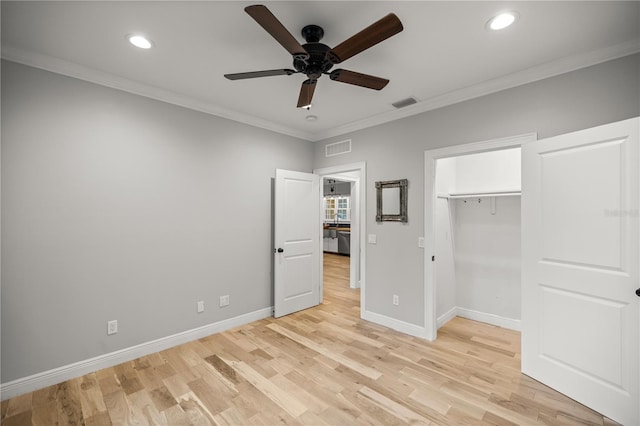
[2,53,639,384]
[454,197,521,321]
[1,60,313,382]
[312,53,640,327]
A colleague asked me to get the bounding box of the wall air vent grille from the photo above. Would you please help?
[392,97,418,109]
[325,139,351,157]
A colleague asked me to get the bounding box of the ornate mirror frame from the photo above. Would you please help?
[375,179,408,223]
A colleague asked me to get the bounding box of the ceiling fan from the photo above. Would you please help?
[224,5,403,108]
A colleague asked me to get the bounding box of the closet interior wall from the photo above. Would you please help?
[435,148,522,330]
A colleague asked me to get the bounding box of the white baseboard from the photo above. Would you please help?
[0,307,273,401]
[361,309,428,339]
[437,307,458,329]
[456,307,521,331]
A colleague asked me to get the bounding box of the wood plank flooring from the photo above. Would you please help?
[2,253,618,425]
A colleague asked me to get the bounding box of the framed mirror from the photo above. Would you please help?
[376,179,408,222]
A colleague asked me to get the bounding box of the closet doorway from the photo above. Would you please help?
[423,134,536,340]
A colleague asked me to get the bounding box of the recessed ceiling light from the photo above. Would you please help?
[127,34,153,49]
[305,115,318,122]
[487,12,518,31]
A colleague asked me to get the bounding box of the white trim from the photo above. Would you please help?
[362,310,428,339]
[424,133,537,341]
[456,308,521,331]
[426,133,534,160]
[437,307,521,331]
[311,39,640,141]
[447,190,521,199]
[436,307,458,329]
[0,47,313,142]
[0,307,272,401]
[3,38,638,143]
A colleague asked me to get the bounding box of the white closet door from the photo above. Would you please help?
[521,118,639,426]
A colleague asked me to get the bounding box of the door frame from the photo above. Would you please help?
[314,162,366,309]
[423,133,536,340]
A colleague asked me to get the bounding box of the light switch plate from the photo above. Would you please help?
[418,237,425,248]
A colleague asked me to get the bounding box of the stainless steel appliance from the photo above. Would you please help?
[337,231,350,255]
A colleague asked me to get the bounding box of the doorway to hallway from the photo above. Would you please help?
[314,162,366,315]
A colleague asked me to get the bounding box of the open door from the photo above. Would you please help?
[522,118,639,425]
[274,169,321,318]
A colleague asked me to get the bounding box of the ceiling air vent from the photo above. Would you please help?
[325,139,351,157]
[392,96,418,109]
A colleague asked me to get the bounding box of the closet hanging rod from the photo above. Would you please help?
[445,190,521,199]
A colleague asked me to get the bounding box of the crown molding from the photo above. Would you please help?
[3,38,639,144]
[309,38,640,142]
[0,45,315,141]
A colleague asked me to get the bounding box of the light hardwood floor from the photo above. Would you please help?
[2,253,618,425]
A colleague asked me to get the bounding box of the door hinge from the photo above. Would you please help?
[432,255,435,261]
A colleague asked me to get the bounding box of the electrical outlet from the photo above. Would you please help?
[219,295,230,307]
[418,237,425,248]
[197,300,205,313]
[393,295,399,306]
[107,320,118,335]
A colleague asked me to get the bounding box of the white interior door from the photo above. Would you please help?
[522,118,639,425]
[274,169,321,318]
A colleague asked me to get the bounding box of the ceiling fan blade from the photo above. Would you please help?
[328,13,403,64]
[224,69,296,80]
[330,69,389,90]
[297,79,317,108]
[245,5,309,60]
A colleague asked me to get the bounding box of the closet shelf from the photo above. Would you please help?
[441,190,521,199]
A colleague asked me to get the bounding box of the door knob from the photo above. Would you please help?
[636,288,640,297]
[277,248,284,253]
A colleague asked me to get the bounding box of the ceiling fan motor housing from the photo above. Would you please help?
[301,24,324,43]
[294,25,334,80]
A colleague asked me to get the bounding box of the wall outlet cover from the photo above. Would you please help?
[219,295,230,307]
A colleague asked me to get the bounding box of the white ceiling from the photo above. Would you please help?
[2,1,639,141]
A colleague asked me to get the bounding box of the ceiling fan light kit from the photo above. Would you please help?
[224,4,403,108]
